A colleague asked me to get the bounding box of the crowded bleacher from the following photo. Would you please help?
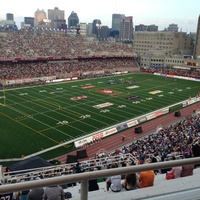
[142,67,200,79]
[0,31,140,88]
[1,111,200,199]
[0,31,133,58]
[0,58,138,81]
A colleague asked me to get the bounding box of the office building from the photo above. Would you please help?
[0,20,15,26]
[139,52,199,68]
[168,23,178,32]
[34,9,47,27]
[6,13,14,21]
[147,24,158,32]
[135,24,158,32]
[79,23,87,35]
[48,7,66,29]
[194,15,200,58]
[119,16,134,41]
[92,19,102,36]
[87,23,93,35]
[68,11,79,28]
[134,31,191,55]
[99,26,110,40]
[135,24,148,31]
[112,14,125,32]
[24,17,34,27]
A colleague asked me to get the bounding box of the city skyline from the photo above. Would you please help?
[0,0,199,32]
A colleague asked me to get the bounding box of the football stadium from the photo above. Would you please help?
[0,73,200,160]
[0,12,200,200]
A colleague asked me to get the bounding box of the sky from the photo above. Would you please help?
[0,0,199,33]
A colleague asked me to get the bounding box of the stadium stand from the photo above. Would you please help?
[63,168,200,200]
[2,153,136,183]
[141,67,200,79]
[0,58,138,82]
[1,30,200,200]
[1,161,200,200]
[1,112,200,199]
[0,31,134,58]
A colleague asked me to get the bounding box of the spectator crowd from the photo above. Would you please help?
[0,58,138,81]
[0,32,133,58]
[142,67,200,79]
[1,112,199,199]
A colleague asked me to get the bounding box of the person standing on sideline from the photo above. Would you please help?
[122,134,125,141]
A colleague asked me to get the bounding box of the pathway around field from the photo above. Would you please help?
[56,102,200,164]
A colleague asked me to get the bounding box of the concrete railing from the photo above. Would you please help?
[0,157,200,200]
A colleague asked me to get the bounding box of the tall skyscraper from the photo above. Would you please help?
[6,13,14,21]
[48,7,66,29]
[34,9,47,27]
[112,14,125,32]
[194,15,200,58]
[68,11,79,28]
[92,19,102,38]
[119,16,134,41]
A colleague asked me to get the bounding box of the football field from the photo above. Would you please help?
[0,73,199,159]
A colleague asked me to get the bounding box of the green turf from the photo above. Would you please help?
[0,73,199,159]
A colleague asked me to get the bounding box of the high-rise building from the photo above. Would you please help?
[112,14,125,32]
[24,17,34,27]
[168,23,178,32]
[79,23,87,36]
[87,23,93,35]
[92,19,102,36]
[135,24,148,31]
[100,26,110,40]
[68,11,79,28]
[119,16,134,41]
[34,9,47,27]
[147,24,158,32]
[48,7,66,29]
[194,15,200,58]
[135,24,158,32]
[6,13,14,21]
[134,31,191,55]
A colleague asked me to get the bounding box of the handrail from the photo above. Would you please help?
[0,157,200,200]
[2,153,136,179]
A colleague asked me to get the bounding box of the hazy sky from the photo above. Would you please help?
[0,0,199,32]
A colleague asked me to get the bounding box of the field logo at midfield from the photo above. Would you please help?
[149,90,163,94]
[97,88,121,95]
[93,102,114,109]
[82,85,95,89]
[126,85,140,89]
[70,95,88,101]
